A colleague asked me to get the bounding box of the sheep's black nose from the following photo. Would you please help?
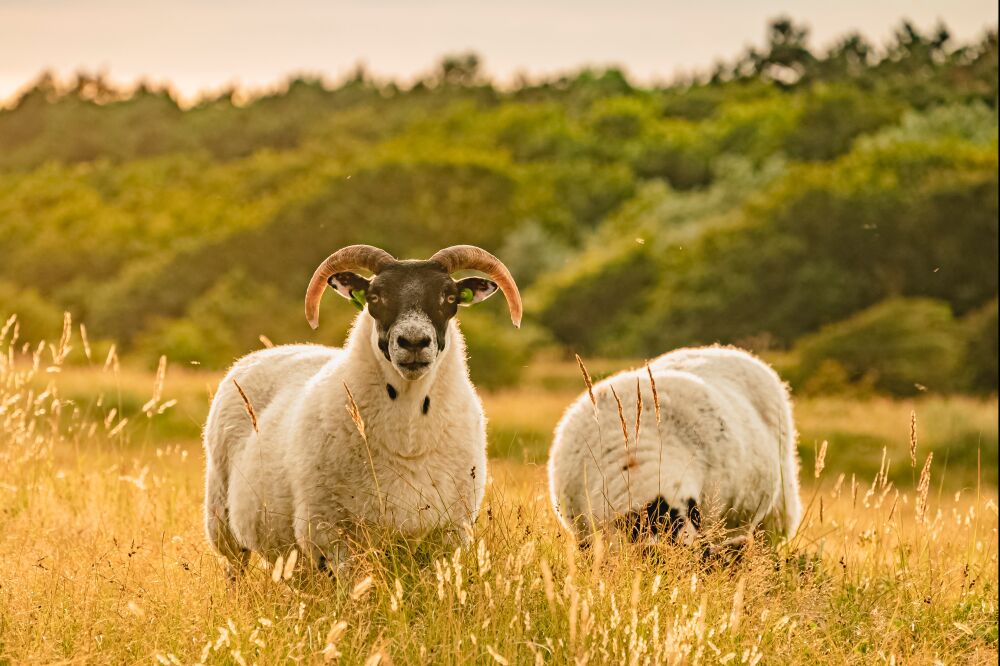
[397,334,431,351]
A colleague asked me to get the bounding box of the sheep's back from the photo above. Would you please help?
[649,346,790,434]
[204,344,341,465]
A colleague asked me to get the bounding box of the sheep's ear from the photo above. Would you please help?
[455,277,498,306]
[328,272,370,310]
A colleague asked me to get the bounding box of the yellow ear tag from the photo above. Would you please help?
[459,287,475,304]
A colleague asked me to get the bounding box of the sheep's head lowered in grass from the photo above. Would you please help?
[305,245,522,381]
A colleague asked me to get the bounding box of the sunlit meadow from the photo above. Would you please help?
[0,314,996,664]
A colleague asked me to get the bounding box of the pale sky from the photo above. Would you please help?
[0,0,996,103]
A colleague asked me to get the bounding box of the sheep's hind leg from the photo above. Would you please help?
[205,475,250,580]
[206,500,251,580]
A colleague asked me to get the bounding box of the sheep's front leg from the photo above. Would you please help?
[293,506,351,575]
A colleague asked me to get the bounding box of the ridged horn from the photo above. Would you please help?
[304,245,396,329]
[429,245,522,327]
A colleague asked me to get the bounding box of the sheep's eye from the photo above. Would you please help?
[369,294,380,304]
[446,294,457,304]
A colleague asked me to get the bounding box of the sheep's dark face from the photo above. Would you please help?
[617,496,701,546]
[328,260,498,381]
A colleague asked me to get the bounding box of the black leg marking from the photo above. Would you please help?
[617,510,643,542]
[687,498,702,531]
[317,555,337,577]
[669,507,684,540]
[645,496,670,534]
[386,384,397,400]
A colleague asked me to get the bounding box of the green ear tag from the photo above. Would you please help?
[350,289,366,310]
[459,287,475,304]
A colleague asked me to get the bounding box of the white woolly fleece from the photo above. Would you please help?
[547,346,802,544]
[203,311,487,568]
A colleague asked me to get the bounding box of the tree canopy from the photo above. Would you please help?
[1,19,996,394]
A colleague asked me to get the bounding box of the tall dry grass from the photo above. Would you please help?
[0,315,996,664]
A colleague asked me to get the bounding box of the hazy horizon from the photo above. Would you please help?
[1,0,997,104]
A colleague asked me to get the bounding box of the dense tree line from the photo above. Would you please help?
[0,19,996,393]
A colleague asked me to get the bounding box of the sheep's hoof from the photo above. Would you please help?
[225,549,251,583]
[316,553,351,579]
[317,555,335,578]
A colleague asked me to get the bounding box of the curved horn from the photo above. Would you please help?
[429,245,523,327]
[305,245,395,329]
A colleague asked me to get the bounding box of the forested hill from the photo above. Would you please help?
[1,20,997,394]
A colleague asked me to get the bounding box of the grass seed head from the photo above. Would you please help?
[634,377,643,442]
[232,379,259,433]
[344,382,367,442]
[575,354,595,406]
[814,440,828,478]
[351,575,374,600]
[609,385,628,449]
[917,452,934,520]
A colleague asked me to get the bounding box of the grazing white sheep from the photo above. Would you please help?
[203,244,521,575]
[547,346,802,547]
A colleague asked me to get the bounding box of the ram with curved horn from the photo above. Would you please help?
[203,244,521,576]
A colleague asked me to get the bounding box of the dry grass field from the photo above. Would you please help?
[0,320,997,664]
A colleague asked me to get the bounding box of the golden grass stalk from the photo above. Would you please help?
[232,379,259,433]
[486,646,510,665]
[814,440,828,479]
[351,575,374,601]
[282,549,298,580]
[540,558,556,611]
[0,313,16,346]
[79,323,92,361]
[343,382,384,516]
[53,311,72,366]
[103,343,118,373]
[108,416,129,438]
[909,410,918,468]
[574,353,595,406]
[609,386,628,450]
[633,377,643,443]
[143,355,168,414]
[646,363,661,425]
[610,384,634,508]
[729,575,746,632]
[916,452,934,520]
[323,620,348,662]
[344,383,367,442]
[590,531,605,578]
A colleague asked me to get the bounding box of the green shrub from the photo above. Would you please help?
[532,240,659,354]
[132,269,322,369]
[133,317,236,368]
[793,298,964,395]
[633,122,714,189]
[962,298,998,393]
[452,309,536,389]
[782,85,901,160]
[0,281,64,344]
[859,102,998,149]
